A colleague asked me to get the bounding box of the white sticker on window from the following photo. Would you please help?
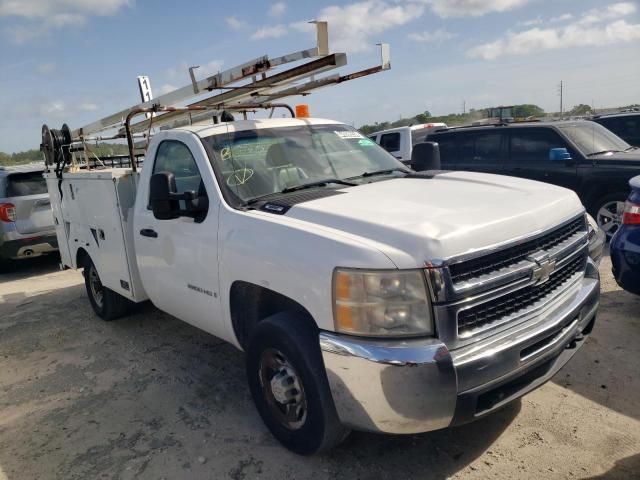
[335,130,364,139]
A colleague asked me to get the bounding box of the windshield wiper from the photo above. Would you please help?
[347,168,409,180]
[280,178,356,193]
[587,150,624,156]
[243,179,356,206]
[624,146,638,151]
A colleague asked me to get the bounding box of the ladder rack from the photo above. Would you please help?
[41,21,390,172]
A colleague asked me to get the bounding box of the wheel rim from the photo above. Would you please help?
[258,348,307,430]
[597,200,625,238]
[88,266,104,308]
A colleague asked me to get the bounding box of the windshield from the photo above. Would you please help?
[557,122,630,155]
[201,124,406,203]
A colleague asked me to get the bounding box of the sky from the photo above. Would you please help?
[0,0,639,153]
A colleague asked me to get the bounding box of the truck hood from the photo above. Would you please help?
[285,172,584,268]
[589,149,640,165]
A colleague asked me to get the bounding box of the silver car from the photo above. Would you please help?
[0,164,58,271]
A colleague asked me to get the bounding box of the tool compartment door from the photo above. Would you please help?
[47,171,138,300]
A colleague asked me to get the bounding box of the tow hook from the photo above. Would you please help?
[566,332,584,350]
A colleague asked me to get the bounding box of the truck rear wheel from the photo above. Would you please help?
[246,312,350,455]
[83,257,131,321]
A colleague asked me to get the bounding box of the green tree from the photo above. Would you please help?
[513,104,545,118]
[569,104,592,116]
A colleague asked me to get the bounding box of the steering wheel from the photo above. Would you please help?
[226,168,254,186]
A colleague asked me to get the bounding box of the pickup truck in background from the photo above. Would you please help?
[0,164,58,272]
[591,111,640,147]
[44,116,601,454]
[367,123,447,163]
[425,121,640,239]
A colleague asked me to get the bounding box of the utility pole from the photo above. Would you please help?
[558,80,563,117]
[462,100,466,115]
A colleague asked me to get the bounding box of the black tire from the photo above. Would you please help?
[0,256,15,273]
[246,312,350,455]
[589,192,627,240]
[83,257,131,321]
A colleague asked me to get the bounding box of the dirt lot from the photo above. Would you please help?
[0,254,639,480]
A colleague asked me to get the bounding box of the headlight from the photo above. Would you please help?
[333,268,433,337]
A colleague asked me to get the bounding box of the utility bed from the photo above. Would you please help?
[45,168,147,302]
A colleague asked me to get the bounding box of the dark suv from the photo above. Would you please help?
[591,112,640,147]
[426,121,640,238]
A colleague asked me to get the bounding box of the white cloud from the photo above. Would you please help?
[549,13,573,24]
[408,28,457,43]
[579,1,636,25]
[251,24,287,40]
[290,0,529,52]
[268,1,286,18]
[517,17,542,27]
[41,101,66,116]
[225,15,247,30]
[314,0,424,53]
[468,19,640,60]
[0,0,130,18]
[1,0,129,44]
[427,0,530,18]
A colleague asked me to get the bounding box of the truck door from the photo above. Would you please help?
[134,132,222,336]
[505,128,579,190]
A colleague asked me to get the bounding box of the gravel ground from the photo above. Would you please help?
[0,253,639,480]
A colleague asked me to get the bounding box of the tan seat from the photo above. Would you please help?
[265,143,309,189]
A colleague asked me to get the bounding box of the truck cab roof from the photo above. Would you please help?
[173,117,344,138]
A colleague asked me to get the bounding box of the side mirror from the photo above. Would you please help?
[549,148,572,162]
[149,172,209,221]
[411,142,441,171]
[149,172,180,220]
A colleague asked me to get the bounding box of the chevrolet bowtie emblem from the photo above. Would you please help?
[527,252,556,285]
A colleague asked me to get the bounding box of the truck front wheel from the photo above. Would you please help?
[246,312,350,455]
[83,257,130,321]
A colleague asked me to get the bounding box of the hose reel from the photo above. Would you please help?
[41,123,71,168]
[41,123,72,199]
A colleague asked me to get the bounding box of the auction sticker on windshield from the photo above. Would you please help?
[335,130,364,139]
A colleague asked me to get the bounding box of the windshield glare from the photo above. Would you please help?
[557,122,630,155]
[202,124,406,203]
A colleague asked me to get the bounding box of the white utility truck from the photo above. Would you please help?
[42,25,600,454]
[368,123,447,164]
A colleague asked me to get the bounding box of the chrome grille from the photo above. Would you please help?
[449,217,586,285]
[457,253,586,335]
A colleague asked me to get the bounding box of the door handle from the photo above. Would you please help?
[139,228,158,238]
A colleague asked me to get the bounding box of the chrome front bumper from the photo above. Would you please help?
[320,267,600,434]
